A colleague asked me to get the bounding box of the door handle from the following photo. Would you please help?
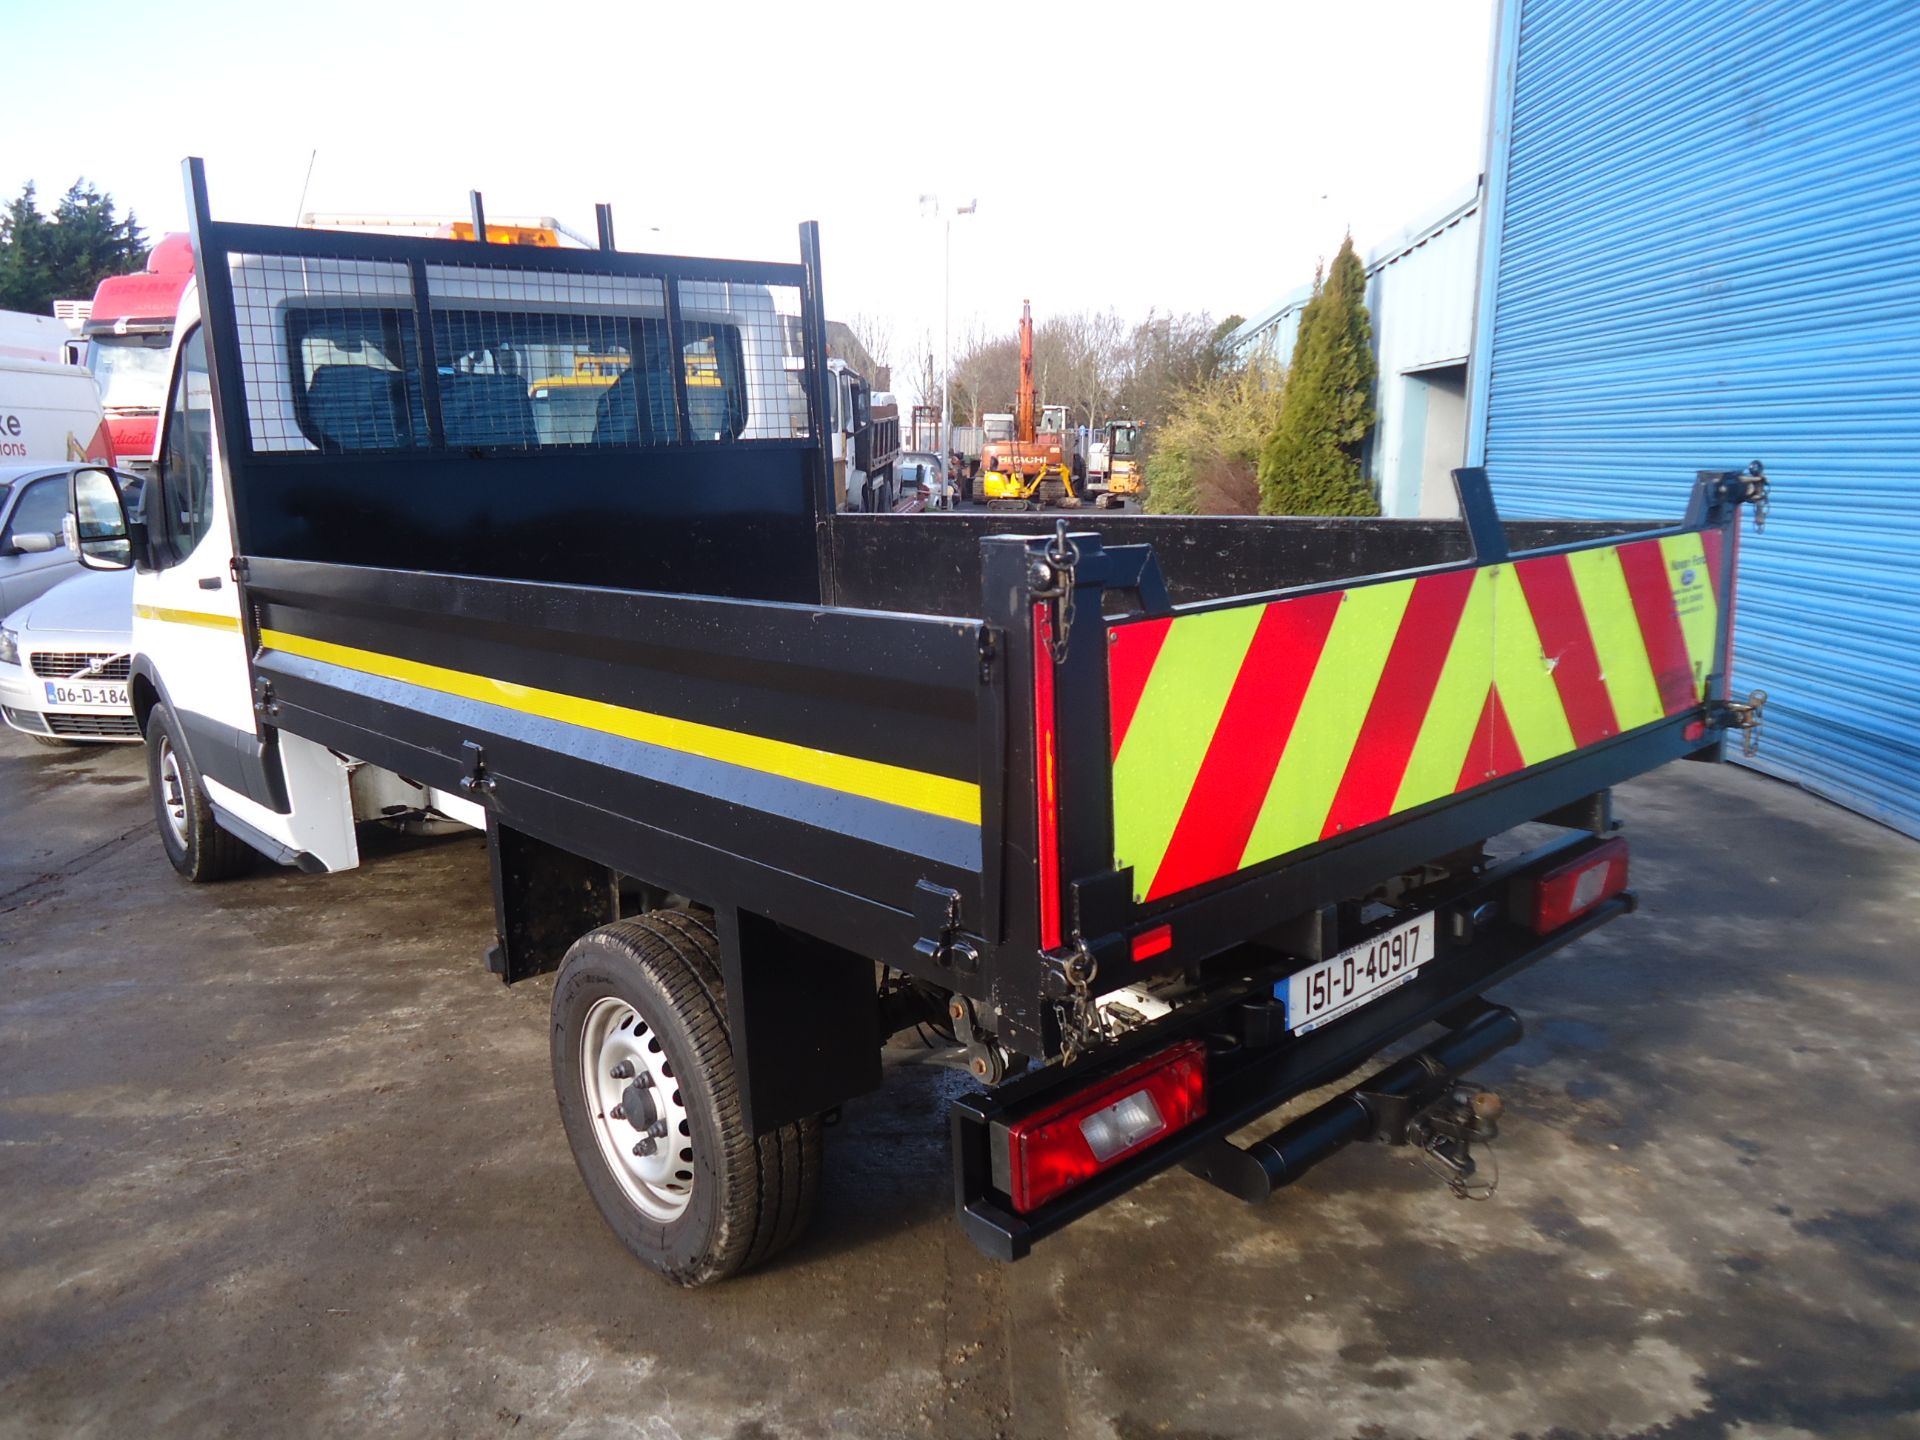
[197,576,222,590]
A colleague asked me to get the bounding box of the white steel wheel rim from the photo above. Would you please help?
[580,994,696,1223]
[158,736,190,848]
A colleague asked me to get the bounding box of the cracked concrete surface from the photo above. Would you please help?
[1,727,1916,1439]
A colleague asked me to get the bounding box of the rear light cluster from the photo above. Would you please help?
[1526,837,1629,934]
[999,1039,1208,1213]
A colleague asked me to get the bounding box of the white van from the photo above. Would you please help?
[0,354,111,467]
[0,310,73,366]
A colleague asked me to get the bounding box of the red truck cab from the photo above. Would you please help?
[80,233,194,467]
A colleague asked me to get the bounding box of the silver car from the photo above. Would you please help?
[0,567,139,745]
[0,463,87,616]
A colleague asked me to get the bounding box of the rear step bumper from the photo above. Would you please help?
[952,838,1631,1261]
[1181,1003,1522,1203]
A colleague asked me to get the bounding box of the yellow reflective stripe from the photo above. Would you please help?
[259,628,981,826]
[1393,568,1494,812]
[1111,604,1263,890]
[133,604,241,632]
[1491,564,1576,766]
[1241,578,1412,867]
[1565,546,1664,729]
[1659,533,1718,700]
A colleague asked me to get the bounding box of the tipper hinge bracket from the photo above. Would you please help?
[1690,460,1769,531]
[1711,689,1769,756]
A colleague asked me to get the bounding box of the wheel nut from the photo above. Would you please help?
[610,1105,625,1121]
[610,1061,634,1080]
[649,1119,669,1138]
[633,1138,656,1157]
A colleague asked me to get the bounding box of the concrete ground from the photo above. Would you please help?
[1,726,1916,1440]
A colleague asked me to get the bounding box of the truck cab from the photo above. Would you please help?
[79,233,195,474]
[826,358,897,511]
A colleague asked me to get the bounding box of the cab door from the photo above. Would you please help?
[133,323,257,759]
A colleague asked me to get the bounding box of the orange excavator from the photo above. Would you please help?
[980,300,1081,508]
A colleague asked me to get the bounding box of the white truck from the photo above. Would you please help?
[65,159,1767,1291]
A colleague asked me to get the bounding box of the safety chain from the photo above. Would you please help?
[1055,936,1105,1064]
[1034,519,1079,666]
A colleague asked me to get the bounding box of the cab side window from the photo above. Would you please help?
[155,328,216,565]
[4,478,68,544]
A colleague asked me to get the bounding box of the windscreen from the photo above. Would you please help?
[86,334,172,411]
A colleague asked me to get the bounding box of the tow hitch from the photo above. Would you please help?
[1181,1003,1521,1203]
[1407,1086,1504,1198]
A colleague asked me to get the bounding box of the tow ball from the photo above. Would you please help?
[1349,1080,1504,1197]
[1404,1087,1504,1198]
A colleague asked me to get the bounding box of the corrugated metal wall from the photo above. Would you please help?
[1472,0,1920,835]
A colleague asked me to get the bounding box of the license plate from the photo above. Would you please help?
[44,681,129,710]
[1280,912,1437,1035]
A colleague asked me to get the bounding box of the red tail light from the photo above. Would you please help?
[1131,923,1173,964]
[999,1039,1208,1213]
[1528,838,1629,935]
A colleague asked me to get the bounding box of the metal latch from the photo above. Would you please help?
[252,676,278,719]
[458,739,498,795]
[910,880,978,975]
[1714,688,1769,756]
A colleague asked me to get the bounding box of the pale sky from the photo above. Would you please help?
[2,0,1495,375]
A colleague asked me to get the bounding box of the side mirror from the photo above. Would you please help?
[12,531,60,554]
[67,467,132,571]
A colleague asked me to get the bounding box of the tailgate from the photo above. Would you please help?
[998,468,1761,969]
[1108,525,1728,904]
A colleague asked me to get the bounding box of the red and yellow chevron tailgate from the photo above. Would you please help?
[1108,532,1724,904]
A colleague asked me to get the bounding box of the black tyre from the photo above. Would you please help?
[551,911,822,1286]
[146,703,251,882]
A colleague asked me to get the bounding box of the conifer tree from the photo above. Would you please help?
[1258,236,1380,515]
[0,180,146,315]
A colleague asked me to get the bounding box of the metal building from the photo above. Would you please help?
[1470,0,1920,836]
[1228,186,1481,517]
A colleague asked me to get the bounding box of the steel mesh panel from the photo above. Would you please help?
[222,248,812,455]
[229,254,423,452]
[425,264,670,449]
[678,280,809,441]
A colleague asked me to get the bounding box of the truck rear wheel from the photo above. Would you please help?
[146,704,251,882]
[551,911,821,1286]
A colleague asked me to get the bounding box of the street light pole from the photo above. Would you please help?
[933,198,976,469]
